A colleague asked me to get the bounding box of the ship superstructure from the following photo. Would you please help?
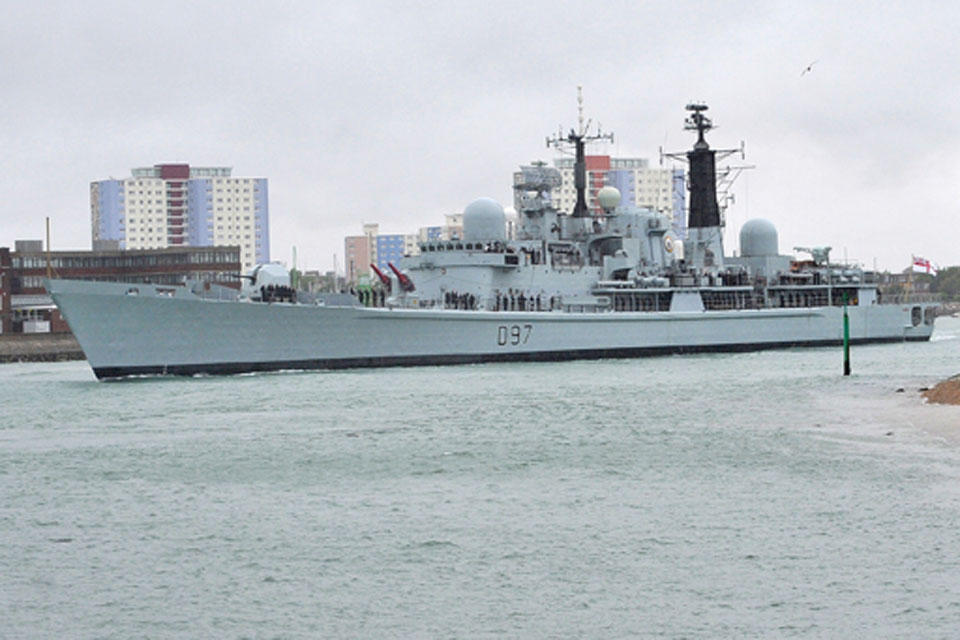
[391,103,914,321]
[47,103,937,379]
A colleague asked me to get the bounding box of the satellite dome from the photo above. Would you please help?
[597,186,622,211]
[740,218,779,257]
[463,197,506,243]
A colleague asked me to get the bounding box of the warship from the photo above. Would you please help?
[47,103,937,380]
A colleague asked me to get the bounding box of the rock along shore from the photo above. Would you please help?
[922,375,960,405]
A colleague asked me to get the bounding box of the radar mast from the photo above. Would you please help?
[547,86,614,219]
[662,103,750,228]
[661,103,747,268]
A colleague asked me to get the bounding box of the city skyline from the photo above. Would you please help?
[2,2,957,274]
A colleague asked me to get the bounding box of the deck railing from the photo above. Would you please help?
[879,293,941,305]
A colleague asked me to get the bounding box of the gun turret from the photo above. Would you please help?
[388,262,415,292]
[370,263,391,287]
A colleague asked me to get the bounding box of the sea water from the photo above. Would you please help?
[3,319,960,638]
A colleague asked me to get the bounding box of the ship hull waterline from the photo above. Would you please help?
[48,280,935,380]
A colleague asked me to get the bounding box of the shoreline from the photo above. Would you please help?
[922,375,960,405]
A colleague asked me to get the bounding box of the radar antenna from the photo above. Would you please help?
[793,246,832,266]
[546,85,614,218]
[684,103,713,150]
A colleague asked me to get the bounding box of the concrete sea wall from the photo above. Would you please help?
[0,334,86,363]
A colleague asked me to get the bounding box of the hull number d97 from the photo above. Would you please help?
[497,324,533,346]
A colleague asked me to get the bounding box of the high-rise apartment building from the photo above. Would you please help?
[344,234,372,284]
[442,213,463,241]
[418,226,443,243]
[91,163,269,272]
[376,234,407,271]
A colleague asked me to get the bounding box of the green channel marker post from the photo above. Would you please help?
[843,291,851,376]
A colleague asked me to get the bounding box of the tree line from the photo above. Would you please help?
[920,266,960,301]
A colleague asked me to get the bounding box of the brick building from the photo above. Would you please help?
[0,241,240,334]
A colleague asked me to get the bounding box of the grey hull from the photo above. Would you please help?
[48,279,935,380]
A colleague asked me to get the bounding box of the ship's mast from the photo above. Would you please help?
[683,104,722,229]
[661,103,752,269]
[547,86,613,219]
[661,103,747,229]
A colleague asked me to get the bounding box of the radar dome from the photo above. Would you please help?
[463,197,506,243]
[597,186,622,211]
[739,218,779,257]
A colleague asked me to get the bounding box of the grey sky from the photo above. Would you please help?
[2,1,957,272]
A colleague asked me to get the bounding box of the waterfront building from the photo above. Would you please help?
[344,223,382,284]
[91,163,269,272]
[418,226,443,243]
[376,234,407,272]
[299,269,344,293]
[442,213,464,241]
[0,241,240,334]
[344,234,372,285]
[345,223,426,284]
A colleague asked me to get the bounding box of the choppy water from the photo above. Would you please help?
[4,320,960,638]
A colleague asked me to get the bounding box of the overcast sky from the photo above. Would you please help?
[2,1,957,272]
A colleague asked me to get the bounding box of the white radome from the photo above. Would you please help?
[739,218,779,257]
[463,197,507,243]
[597,186,621,211]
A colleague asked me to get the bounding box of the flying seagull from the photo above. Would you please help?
[801,60,818,76]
